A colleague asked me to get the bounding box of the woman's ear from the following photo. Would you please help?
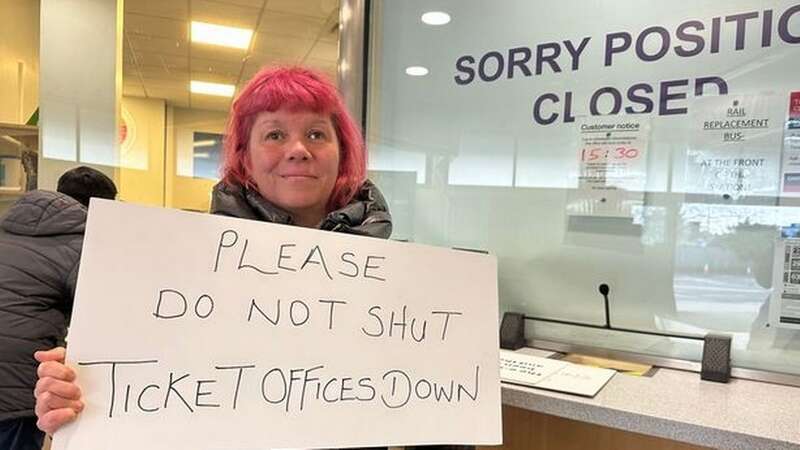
[242,158,253,179]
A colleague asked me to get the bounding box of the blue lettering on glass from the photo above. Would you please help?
[453,5,795,125]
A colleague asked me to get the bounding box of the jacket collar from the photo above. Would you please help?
[209,180,392,239]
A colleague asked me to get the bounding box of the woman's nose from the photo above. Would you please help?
[285,139,311,161]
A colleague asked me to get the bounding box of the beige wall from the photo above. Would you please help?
[38,99,227,210]
[38,96,166,201]
[115,96,166,206]
[0,0,39,124]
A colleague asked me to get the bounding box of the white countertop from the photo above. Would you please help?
[501,349,800,450]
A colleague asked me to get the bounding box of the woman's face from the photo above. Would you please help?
[247,109,340,223]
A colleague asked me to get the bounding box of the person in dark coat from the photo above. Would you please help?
[0,166,116,450]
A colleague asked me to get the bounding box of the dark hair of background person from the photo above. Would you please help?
[56,166,118,207]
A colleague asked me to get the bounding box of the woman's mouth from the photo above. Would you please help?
[281,174,317,180]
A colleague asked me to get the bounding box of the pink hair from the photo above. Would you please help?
[221,66,366,211]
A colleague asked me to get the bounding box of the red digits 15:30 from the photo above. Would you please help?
[581,147,639,161]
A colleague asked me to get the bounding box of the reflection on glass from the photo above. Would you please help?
[367,0,800,375]
[448,133,514,187]
[192,132,223,180]
[0,157,22,190]
[119,104,148,170]
[368,145,426,184]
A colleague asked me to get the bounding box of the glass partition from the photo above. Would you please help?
[366,0,800,376]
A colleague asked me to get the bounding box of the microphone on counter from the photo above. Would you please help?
[599,283,611,329]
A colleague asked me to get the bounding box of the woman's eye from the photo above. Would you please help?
[265,131,283,141]
[308,130,326,140]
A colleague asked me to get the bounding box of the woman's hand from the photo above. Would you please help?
[34,347,84,434]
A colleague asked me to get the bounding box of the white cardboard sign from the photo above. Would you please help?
[54,200,502,450]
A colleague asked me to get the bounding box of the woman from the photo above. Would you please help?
[33,66,392,434]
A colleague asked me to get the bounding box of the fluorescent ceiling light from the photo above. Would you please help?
[405,66,429,76]
[191,21,253,49]
[421,11,451,25]
[190,80,235,97]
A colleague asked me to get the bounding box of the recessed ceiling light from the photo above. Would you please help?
[191,21,253,49]
[405,66,429,76]
[190,80,235,97]
[421,11,451,25]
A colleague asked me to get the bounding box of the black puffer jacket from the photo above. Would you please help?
[210,179,393,239]
[211,180,396,450]
[0,191,86,421]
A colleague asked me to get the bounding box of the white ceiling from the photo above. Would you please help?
[122,0,340,111]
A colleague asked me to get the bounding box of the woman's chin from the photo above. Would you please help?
[276,196,326,213]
